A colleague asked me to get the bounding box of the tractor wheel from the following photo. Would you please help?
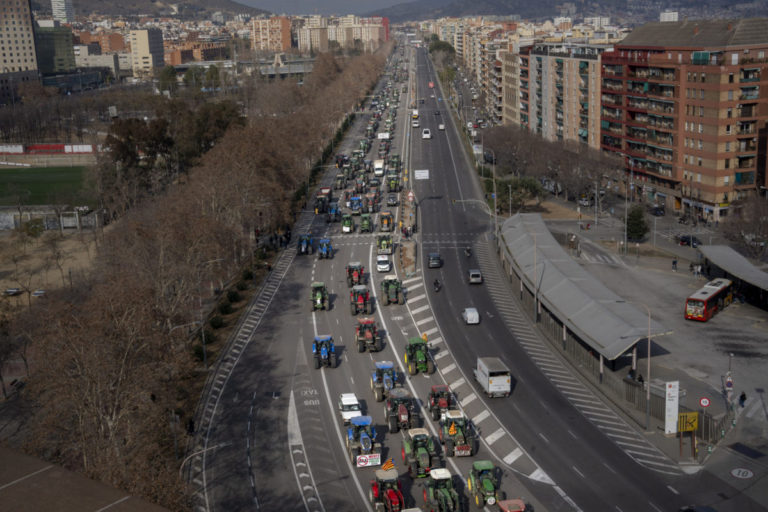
[432,408,440,421]
[374,337,383,352]
[358,341,365,353]
[445,439,455,457]
[314,356,320,369]
[398,293,405,305]
[368,488,374,506]
[323,299,329,310]
[350,303,357,315]
[330,354,337,368]
[388,415,398,434]
[474,492,482,509]
[351,450,359,465]
[408,362,416,375]
[374,387,384,402]
[410,413,420,429]
[366,303,373,315]
[427,359,435,374]
[347,277,353,287]
[409,462,418,478]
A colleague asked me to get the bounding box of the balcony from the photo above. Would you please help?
[603,65,623,76]
[602,107,621,120]
[738,104,756,117]
[602,94,622,106]
[735,171,755,185]
[738,123,756,135]
[737,155,756,169]
[740,69,760,83]
[737,138,757,152]
[739,86,759,100]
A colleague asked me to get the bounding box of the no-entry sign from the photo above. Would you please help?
[700,397,710,408]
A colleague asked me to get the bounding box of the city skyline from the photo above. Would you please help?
[239,0,403,16]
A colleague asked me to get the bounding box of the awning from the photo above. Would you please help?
[699,245,768,293]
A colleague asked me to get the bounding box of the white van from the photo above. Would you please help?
[373,159,385,177]
[473,357,511,397]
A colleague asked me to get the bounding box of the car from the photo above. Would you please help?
[3,288,21,296]
[377,255,392,272]
[678,235,702,248]
[412,119,420,128]
[31,289,46,298]
[434,110,440,115]
[338,393,362,424]
[462,308,480,325]
[578,197,592,207]
[430,93,435,98]
[468,269,483,284]
[466,122,473,129]
[387,193,399,206]
[422,129,432,140]
[438,123,445,130]
[650,206,665,216]
[428,253,442,269]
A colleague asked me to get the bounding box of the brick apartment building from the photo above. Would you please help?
[600,18,768,221]
[251,16,291,52]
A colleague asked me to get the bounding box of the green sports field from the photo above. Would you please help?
[0,166,93,206]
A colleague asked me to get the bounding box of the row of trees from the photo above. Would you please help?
[1,46,389,510]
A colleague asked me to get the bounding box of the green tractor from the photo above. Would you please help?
[377,235,393,255]
[404,337,434,375]
[342,214,355,234]
[310,282,330,311]
[467,460,501,509]
[423,468,461,512]
[401,428,437,478]
[438,410,475,457]
[380,276,405,305]
[333,173,346,190]
[387,175,401,193]
[360,213,373,233]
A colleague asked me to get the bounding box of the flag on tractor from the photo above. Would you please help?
[448,422,457,435]
[382,458,395,470]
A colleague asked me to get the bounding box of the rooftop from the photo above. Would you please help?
[619,18,768,49]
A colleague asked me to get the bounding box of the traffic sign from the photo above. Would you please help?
[726,375,734,389]
[407,191,415,202]
[699,397,710,408]
[731,468,754,479]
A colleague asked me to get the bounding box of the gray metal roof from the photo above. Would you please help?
[500,214,669,361]
[699,245,768,293]
[619,18,768,49]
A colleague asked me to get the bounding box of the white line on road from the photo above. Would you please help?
[460,393,477,407]
[503,448,522,465]
[434,350,450,360]
[415,316,434,326]
[571,465,585,479]
[450,377,465,389]
[667,485,679,495]
[422,326,438,336]
[408,293,427,303]
[441,363,457,374]
[410,305,430,315]
[472,410,490,424]
[485,428,505,445]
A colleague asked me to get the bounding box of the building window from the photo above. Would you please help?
[701,73,706,82]
[725,159,730,169]
[728,90,733,101]
[698,158,703,166]
[727,108,732,118]
[700,89,704,99]
[729,73,734,83]
[725,141,731,152]
[698,140,703,150]
[699,123,704,133]
[699,106,704,116]
[724,175,730,184]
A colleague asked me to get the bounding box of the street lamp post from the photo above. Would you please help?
[178,442,232,480]
[620,300,652,430]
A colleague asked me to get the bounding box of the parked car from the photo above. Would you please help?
[387,193,399,206]
[677,235,702,248]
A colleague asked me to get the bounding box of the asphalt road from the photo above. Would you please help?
[192,42,767,512]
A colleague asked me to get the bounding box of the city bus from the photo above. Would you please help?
[684,278,734,322]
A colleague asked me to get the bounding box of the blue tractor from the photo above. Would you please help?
[312,335,337,368]
[318,238,334,259]
[298,234,314,255]
[370,361,398,402]
[350,196,363,215]
[346,416,379,467]
[327,201,341,223]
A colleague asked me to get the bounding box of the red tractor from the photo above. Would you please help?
[355,318,383,352]
[350,285,373,315]
[346,262,365,287]
[369,468,406,512]
[427,385,456,421]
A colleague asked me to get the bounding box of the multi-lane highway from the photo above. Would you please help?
[188,42,762,512]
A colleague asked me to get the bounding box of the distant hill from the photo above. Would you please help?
[364,0,559,23]
[32,0,268,18]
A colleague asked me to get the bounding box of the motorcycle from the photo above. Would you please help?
[464,247,472,258]
[433,279,441,292]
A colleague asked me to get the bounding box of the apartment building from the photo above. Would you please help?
[0,0,38,104]
[600,18,768,220]
[519,42,606,149]
[130,28,164,77]
[297,26,328,53]
[251,16,291,52]
[35,25,76,74]
[50,0,73,24]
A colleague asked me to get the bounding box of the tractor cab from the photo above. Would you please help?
[360,213,373,233]
[380,275,404,305]
[350,196,363,215]
[428,385,455,421]
[347,415,376,447]
[429,468,453,490]
[311,335,336,369]
[370,469,404,512]
[334,173,346,190]
[355,318,383,352]
[310,282,329,311]
[342,214,354,233]
[377,235,393,255]
[379,212,393,232]
[327,201,341,223]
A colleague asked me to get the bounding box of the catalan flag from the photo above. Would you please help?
[381,458,395,471]
[448,422,457,435]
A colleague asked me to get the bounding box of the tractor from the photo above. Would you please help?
[369,469,406,512]
[350,196,363,215]
[346,262,365,287]
[297,234,314,255]
[427,385,456,421]
[383,388,419,433]
[350,285,373,315]
[356,318,383,352]
[388,154,401,172]
[327,201,341,223]
[310,282,330,311]
[404,337,434,375]
[423,468,461,512]
[347,415,379,467]
[401,428,437,478]
[314,187,331,214]
[377,235,393,255]
[370,361,398,402]
[341,214,354,233]
[387,176,401,193]
[380,276,405,305]
[334,173,346,190]
[317,238,334,259]
[438,410,475,457]
[364,192,379,213]
[467,460,501,509]
[311,335,337,369]
[360,213,373,233]
[379,212,394,232]
[335,153,348,168]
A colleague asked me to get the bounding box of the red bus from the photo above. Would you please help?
[428,81,434,89]
[684,278,734,321]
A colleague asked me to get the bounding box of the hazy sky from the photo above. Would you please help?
[239,0,404,15]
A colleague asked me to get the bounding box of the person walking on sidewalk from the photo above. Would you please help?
[739,391,747,408]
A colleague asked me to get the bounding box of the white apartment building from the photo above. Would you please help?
[0,0,39,104]
[51,0,73,23]
[130,28,164,78]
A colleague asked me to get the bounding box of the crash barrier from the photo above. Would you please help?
[495,233,732,444]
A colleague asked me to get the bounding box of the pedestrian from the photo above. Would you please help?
[672,258,678,272]
[689,262,694,274]
[739,391,747,408]
[637,374,644,384]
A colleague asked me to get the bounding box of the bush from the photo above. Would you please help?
[227,290,241,302]
[218,300,232,315]
[236,280,248,291]
[242,269,254,280]
[198,328,215,345]
[193,345,205,361]
[209,315,224,329]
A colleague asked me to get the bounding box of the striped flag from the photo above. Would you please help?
[381,458,395,471]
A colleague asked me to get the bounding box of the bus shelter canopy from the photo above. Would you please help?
[501,214,669,361]
[698,245,768,293]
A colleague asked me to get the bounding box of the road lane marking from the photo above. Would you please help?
[422,327,438,336]
[415,316,434,325]
[472,410,490,424]
[460,393,477,407]
[408,293,427,303]
[528,468,554,485]
[571,465,585,479]
[429,336,443,344]
[503,448,522,464]
[403,276,421,284]
[441,363,456,374]
[449,377,465,389]
[485,428,505,445]
[410,305,430,315]
[434,350,450,360]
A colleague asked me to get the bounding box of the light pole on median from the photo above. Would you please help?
[619,299,653,430]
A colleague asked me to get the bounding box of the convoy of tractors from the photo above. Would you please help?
[298,51,522,512]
